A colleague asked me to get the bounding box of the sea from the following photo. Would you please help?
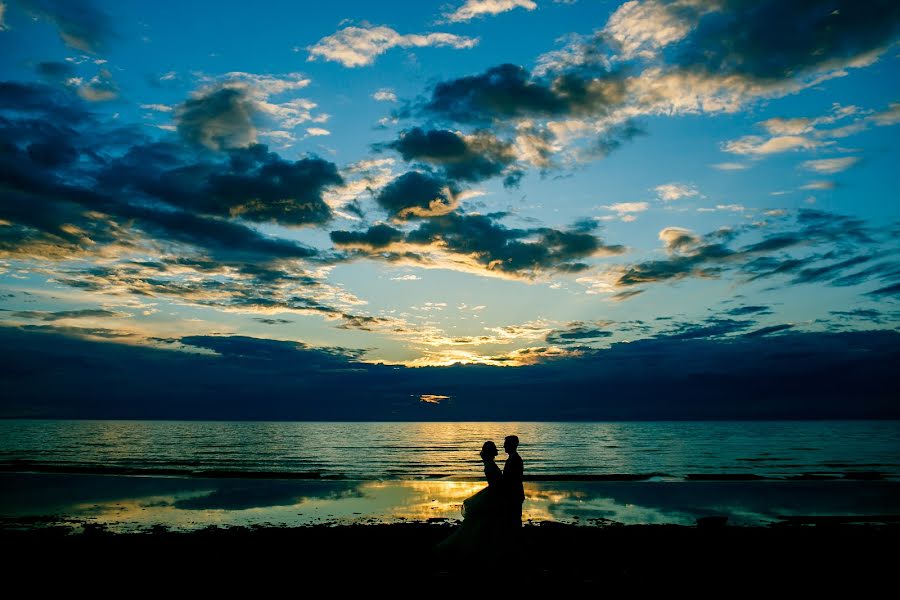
[1,420,899,531]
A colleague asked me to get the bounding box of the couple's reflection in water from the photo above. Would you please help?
[435,435,525,559]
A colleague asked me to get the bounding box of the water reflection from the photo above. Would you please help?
[2,473,898,532]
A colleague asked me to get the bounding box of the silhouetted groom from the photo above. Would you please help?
[502,435,525,535]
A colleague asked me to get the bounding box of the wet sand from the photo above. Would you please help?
[3,520,897,591]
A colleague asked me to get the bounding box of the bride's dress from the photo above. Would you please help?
[434,459,504,557]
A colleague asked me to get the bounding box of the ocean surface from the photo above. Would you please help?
[2,420,899,531]
[1,420,899,480]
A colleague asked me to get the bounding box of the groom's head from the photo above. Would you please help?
[504,435,519,453]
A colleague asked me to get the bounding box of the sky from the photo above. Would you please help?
[0,0,898,419]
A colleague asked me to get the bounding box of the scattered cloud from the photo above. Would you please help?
[308,25,478,68]
[442,0,536,23]
[372,88,397,102]
[15,0,114,53]
[655,183,699,201]
[802,157,861,174]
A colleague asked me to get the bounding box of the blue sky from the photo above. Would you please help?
[1,0,898,391]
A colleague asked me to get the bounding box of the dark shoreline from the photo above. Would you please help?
[1,463,894,481]
[4,520,898,589]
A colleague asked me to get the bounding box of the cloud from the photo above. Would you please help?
[722,135,823,156]
[330,223,404,249]
[418,1,900,169]
[175,87,259,150]
[799,181,837,191]
[802,157,861,174]
[174,72,321,151]
[423,63,627,125]
[711,162,748,171]
[655,183,699,201]
[545,320,614,345]
[0,82,344,284]
[3,325,898,419]
[605,209,896,298]
[382,127,519,184]
[307,25,478,68]
[140,103,173,112]
[35,60,76,84]
[372,89,397,102]
[602,0,706,60]
[15,0,114,53]
[75,67,118,101]
[1,308,129,321]
[332,211,625,280]
[725,305,772,317]
[442,0,536,23]
[101,142,343,227]
[604,201,649,222]
[374,171,460,220]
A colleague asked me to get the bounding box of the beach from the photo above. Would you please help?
[4,519,898,591]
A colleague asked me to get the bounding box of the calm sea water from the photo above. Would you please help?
[2,420,899,481]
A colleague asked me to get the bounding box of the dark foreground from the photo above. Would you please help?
[3,521,898,592]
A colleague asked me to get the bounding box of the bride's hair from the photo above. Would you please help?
[480,441,498,460]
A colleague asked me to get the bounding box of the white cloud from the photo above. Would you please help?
[697,204,745,212]
[372,88,397,102]
[308,25,478,68]
[391,274,421,281]
[140,104,173,112]
[799,181,837,190]
[603,0,707,60]
[655,183,699,201]
[606,202,649,213]
[711,162,748,171]
[723,135,824,156]
[443,0,536,23]
[306,127,330,136]
[0,2,7,31]
[801,157,860,174]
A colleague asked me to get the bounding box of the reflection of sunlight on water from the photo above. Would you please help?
[17,477,831,532]
[46,480,689,531]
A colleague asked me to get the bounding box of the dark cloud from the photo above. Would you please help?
[15,0,114,54]
[725,305,772,316]
[35,61,76,84]
[180,335,365,363]
[332,212,625,278]
[175,87,258,151]
[253,318,294,325]
[867,282,900,297]
[374,171,459,220]
[829,308,889,324]
[330,223,404,249]
[382,127,519,184]
[659,317,754,341]
[615,210,895,298]
[743,323,795,338]
[676,0,900,83]
[0,81,90,124]
[103,143,342,226]
[0,83,341,267]
[422,63,627,125]
[2,325,898,420]
[545,322,614,345]
[0,82,367,327]
[0,308,126,321]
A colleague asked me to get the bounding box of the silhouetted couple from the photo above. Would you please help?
[435,435,525,558]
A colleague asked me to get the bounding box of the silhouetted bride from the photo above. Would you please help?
[434,441,504,558]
